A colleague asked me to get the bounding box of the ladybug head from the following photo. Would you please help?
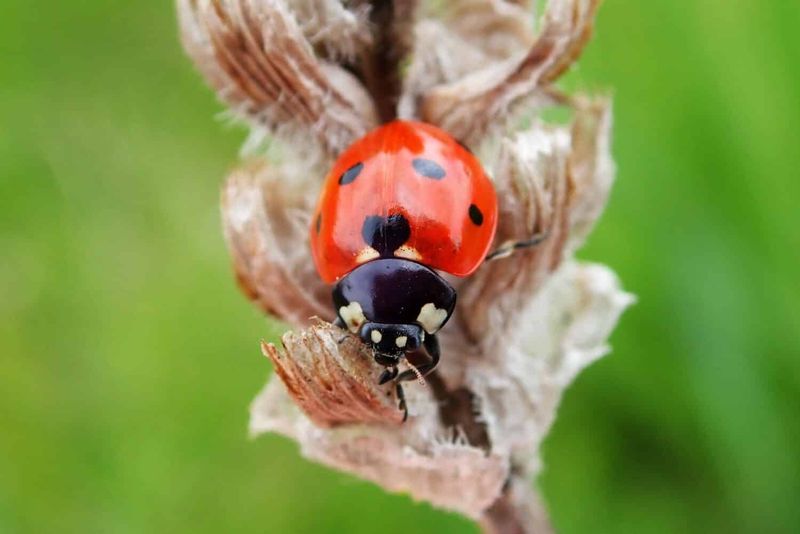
[358,322,423,362]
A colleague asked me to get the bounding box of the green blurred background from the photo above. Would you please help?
[2,1,799,532]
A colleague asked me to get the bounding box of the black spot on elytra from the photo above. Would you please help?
[315,213,321,234]
[412,158,446,180]
[468,204,483,226]
[362,213,411,256]
[339,162,364,185]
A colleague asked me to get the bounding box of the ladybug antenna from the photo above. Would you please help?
[404,359,427,386]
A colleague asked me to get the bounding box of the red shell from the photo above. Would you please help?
[310,121,498,283]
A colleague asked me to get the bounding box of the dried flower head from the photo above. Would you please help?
[179,0,632,531]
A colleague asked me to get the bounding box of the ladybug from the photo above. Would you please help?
[310,120,542,420]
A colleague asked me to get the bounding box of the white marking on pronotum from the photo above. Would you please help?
[371,330,383,343]
[394,245,422,261]
[356,246,380,264]
[416,303,447,334]
[395,336,408,348]
[339,301,366,333]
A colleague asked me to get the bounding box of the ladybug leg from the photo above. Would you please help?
[397,334,440,382]
[485,231,550,261]
[332,316,350,344]
[396,382,408,422]
[378,366,399,385]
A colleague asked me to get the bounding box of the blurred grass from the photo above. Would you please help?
[1,1,799,533]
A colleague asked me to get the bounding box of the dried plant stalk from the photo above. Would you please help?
[179,1,631,532]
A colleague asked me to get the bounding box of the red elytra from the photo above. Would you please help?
[310,120,498,284]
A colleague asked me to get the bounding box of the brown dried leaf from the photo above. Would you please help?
[458,97,614,349]
[399,0,535,121]
[398,20,489,120]
[222,160,330,327]
[177,0,378,155]
[261,323,402,427]
[459,123,572,346]
[285,0,372,60]
[441,0,536,58]
[566,96,615,251]
[420,0,601,145]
